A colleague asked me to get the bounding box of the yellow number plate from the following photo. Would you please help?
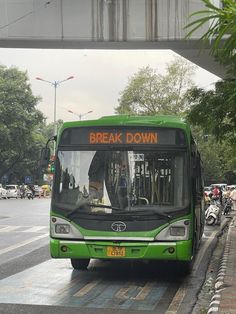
[107,246,126,257]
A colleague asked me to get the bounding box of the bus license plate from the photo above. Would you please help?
[107,246,125,257]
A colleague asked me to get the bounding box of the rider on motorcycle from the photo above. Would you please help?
[20,183,26,198]
[28,184,36,198]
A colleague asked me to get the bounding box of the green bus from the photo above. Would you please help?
[49,115,204,272]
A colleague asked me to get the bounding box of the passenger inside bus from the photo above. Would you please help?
[88,151,129,209]
[55,149,188,212]
[88,151,105,202]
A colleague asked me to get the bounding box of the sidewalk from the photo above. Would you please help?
[208,212,236,314]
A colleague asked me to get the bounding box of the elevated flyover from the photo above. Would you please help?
[0,0,225,77]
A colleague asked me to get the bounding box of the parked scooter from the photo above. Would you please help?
[205,198,221,225]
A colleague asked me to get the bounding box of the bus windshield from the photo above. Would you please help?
[52,149,189,218]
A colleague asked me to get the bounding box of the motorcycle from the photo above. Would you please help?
[223,198,232,215]
[20,190,26,199]
[205,199,221,226]
[26,189,34,200]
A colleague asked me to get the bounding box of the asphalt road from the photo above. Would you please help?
[0,198,228,314]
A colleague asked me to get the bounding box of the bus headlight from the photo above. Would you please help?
[170,226,185,236]
[155,219,190,241]
[55,224,70,234]
[51,216,84,239]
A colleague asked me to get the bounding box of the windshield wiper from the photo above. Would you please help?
[66,203,122,219]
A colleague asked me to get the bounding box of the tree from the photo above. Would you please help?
[115,57,196,115]
[185,0,236,182]
[185,0,236,74]
[186,80,236,142]
[186,82,236,183]
[191,126,235,184]
[0,65,45,182]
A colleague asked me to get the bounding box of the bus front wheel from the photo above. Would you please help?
[71,258,90,270]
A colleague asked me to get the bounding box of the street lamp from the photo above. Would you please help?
[68,109,93,120]
[36,76,74,150]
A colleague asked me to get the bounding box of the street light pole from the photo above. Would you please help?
[36,76,74,153]
[68,110,93,120]
[53,81,57,138]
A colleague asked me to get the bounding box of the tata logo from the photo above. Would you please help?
[111,221,126,232]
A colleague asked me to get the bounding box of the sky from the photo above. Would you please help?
[0,48,220,123]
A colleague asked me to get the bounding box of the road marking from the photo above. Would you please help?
[115,281,137,300]
[132,282,156,300]
[115,285,133,299]
[194,230,218,270]
[0,225,47,233]
[0,234,48,255]
[0,226,21,232]
[165,285,186,314]
[22,226,47,233]
[165,230,218,314]
[57,275,80,295]
[74,280,101,297]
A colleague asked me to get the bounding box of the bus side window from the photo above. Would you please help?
[196,155,203,196]
[192,152,202,203]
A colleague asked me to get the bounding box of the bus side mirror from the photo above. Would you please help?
[40,147,50,168]
[40,135,57,169]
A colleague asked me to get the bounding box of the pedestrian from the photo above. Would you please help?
[212,185,220,198]
[20,183,26,198]
[218,186,223,205]
[229,187,236,211]
[224,186,231,198]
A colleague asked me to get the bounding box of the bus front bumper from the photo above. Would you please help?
[50,238,193,261]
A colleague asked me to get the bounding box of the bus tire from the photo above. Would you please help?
[71,258,90,270]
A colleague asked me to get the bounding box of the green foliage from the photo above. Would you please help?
[0,65,45,182]
[185,0,236,72]
[185,0,236,182]
[39,119,64,154]
[186,82,236,183]
[115,57,196,116]
[191,127,235,184]
[186,80,236,142]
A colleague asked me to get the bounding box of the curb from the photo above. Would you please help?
[207,215,235,314]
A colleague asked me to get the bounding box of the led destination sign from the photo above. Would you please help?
[60,127,186,146]
[89,131,157,144]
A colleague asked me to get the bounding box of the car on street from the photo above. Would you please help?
[227,185,236,190]
[0,184,7,199]
[210,183,227,191]
[33,185,43,197]
[5,185,20,199]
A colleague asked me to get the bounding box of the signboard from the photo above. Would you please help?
[60,127,186,146]
[89,131,158,144]
[25,176,32,184]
